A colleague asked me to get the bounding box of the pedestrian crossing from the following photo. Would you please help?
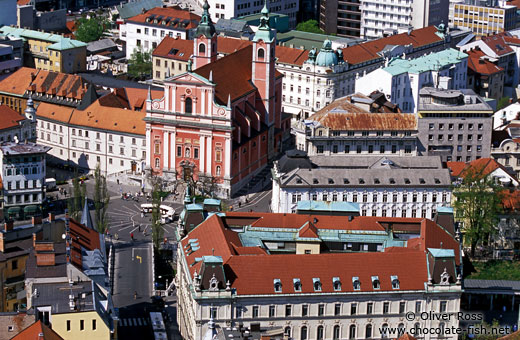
[119,317,149,327]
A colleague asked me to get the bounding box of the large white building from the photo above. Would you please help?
[0,141,50,220]
[360,0,449,39]
[35,88,160,176]
[0,100,36,143]
[206,0,299,27]
[271,152,452,217]
[355,48,468,113]
[119,6,201,58]
[176,210,462,340]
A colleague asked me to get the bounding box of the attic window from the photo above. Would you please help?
[333,277,341,291]
[313,278,322,291]
[391,275,400,289]
[313,178,319,184]
[404,178,410,184]
[293,278,302,292]
[389,178,395,184]
[359,178,365,184]
[274,279,282,293]
[296,178,303,184]
[352,277,360,291]
[434,178,441,184]
[169,48,179,55]
[328,178,334,184]
[419,178,426,184]
[372,276,380,289]
[343,178,349,184]
[374,178,380,184]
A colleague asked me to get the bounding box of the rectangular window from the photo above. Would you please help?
[269,305,275,317]
[177,146,182,157]
[80,320,84,331]
[351,303,357,315]
[67,320,71,331]
[399,302,405,314]
[302,304,309,317]
[252,306,259,318]
[285,305,292,317]
[335,303,341,316]
[367,302,373,315]
[383,302,389,314]
[92,319,96,330]
[318,304,325,316]
[415,301,421,313]
[440,301,447,313]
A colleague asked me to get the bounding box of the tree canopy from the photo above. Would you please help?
[94,164,110,234]
[296,20,324,34]
[128,48,152,80]
[75,17,109,43]
[452,166,504,257]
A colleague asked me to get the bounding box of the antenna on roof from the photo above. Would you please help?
[212,248,215,256]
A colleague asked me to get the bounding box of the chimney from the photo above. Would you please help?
[48,212,55,221]
[33,233,37,248]
[4,221,13,232]
[0,233,4,253]
[32,216,42,226]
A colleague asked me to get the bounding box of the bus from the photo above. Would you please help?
[141,204,175,223]
[150,312,167,340]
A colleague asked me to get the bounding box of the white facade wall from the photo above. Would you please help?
[271,185,451,218]
[0,153,46,208]
[36,119,147,176]
[120,22,190,58]
[356,58,468,113]
[493,102,520,129]
[0,122,35,144]
[360,0,413,39]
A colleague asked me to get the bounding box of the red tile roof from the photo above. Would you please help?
[152,36,193,61]
[217,36,253,55]
[482,34,515,56]
[11,320,64,340]
[276,45,309,66]
[98,87,162,110]
[500,190,520,212]
[126,7,200,30]
[447,158,504,178]
[309,110,417,131]
[0,105,26,130]
[397,334,418,340]
[498,329,520,340]
[69,218,101,269]
[182,213,460,295]
[194,46,257,104]
[467,50,504,75]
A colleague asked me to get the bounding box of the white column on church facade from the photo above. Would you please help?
[163,131,169,170]
[206,135,212,175]
[201,89,205,115]
[165,85,169,112]
[145,127,151,167]
[224,137,231,177]
[200,135,205,174]
[170,131,176,173]
[172,87,176,112]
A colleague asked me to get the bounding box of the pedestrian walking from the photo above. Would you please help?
[130,232,134,241]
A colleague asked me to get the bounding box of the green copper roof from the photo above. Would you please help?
[297,200,359,213]
[384,48,467,76]
[252,0,275,43]
[195,0,216,38]
[315,39,339,67]
[0,26,87,50]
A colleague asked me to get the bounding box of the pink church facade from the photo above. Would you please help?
[144,3,286,197]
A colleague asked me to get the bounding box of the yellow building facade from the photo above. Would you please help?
[52,311,112,340]
[451,4,516,36]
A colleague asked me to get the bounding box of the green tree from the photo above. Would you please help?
[150,176,164,249]
[296,20,324,34]
[453,165,504,257]
[75,17,109,43]
[68,173,86,220]
[94,164,110,234]
[497,96,511,111]
[128,48,152,80]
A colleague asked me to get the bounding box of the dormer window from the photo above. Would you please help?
[419,178,426,184]
[352,277,360,291]
[404,178,411,184]
[274,279,282,293]
[359,178,365,184]
[333,277,341,291]
[389,178,395,184]
[328,178,334,184]
[313,278,322,291]
[372,276,380,289]
[293,278,302,292]
[374,178,380,184]
[391,275,400,289]
[296,178,302,184]
[313,178,319,184]
[434,178,441,184]
[343,178,349,184]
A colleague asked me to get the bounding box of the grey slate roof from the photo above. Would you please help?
[86,39,117,54]
[275,155,451,188]
[116,0,164,20]
[464,279,520,291]
[418,87,493,112]
[215,19,253,38]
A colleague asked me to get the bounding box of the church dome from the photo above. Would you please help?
[315,39,338,67]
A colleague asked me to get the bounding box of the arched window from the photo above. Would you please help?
[301,326,307,340]
[198,43,206,54]
[365,324,372,339]
[258,48,265,60]
[154,158,160,168]
[333,325,341,340]
[381,324,388,339]
[185,97,192,114]
[398,323,405,336]
[317,326,324,340]
[284,327,291,338]
[439,322,445,335]
[216,165,221,176]
[349,324,356,339]
[185,147,191,158]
